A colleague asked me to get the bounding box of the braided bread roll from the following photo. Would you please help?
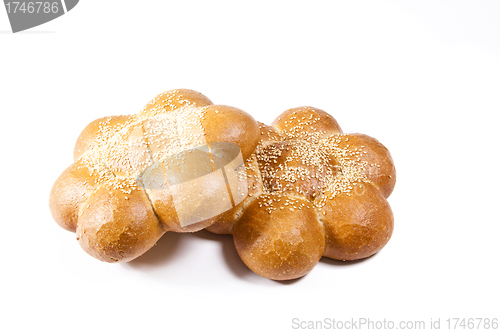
[207,107,396,280]
[50,89,260,262]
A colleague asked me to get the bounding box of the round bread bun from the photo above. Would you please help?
[233,194,325,280]
[317,181,394,261]
[333,133,396,198]
[208,106,396,280]
[77,181,165,263]
[50,89,261,261]
[49,159,97,232]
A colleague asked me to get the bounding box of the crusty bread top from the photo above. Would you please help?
[75,90,258,191]
[250,106,394,213]
[51,89,261,238]
[218,106,396,279]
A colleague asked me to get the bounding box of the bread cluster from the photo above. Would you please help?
[50,89,395,280]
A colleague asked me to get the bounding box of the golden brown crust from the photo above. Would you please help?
[214,106,396,278]
[73,115,134,161]
[233,195,325,280]
[204,199,248,235]
[258,140,337,200]
[52,89,262,262]
[76,182,165,263]
[96,120,151,176]
[336,133,396,198]
[258,122,283,143]
[317,182,394,261]
[139,89,213,117]
[201,105,260,161]
[49,160,97,232]
[272,106,342,140]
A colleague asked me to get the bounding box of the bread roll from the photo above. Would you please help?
[49,160,97,232]
[77,181,165,263]
[233,195,325,280]
[317,182,394,261]
[209,106,396,280]
[51,91,396,279]
[50,89,260,262]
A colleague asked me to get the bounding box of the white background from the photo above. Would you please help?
[1,1,499,332]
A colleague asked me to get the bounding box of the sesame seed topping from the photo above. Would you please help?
[253,125,370,213]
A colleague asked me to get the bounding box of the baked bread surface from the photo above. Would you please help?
[50,90,396,280]
[208,106,396,280]
[50,89,260,262]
